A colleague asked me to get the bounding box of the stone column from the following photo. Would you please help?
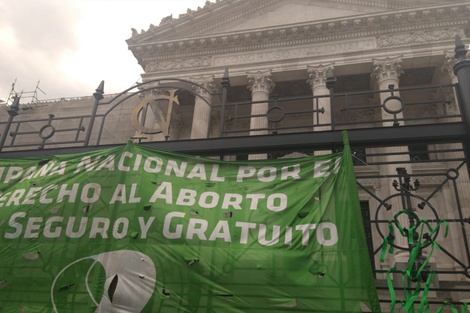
[307,64,334,155]
[247,70,274,160]
[372,57,411,262]
[191,76,215,139]
[372,56,405,127]
[307,64,334,132]
[247,70,274,135]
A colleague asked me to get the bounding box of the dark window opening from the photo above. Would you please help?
[236,154,248,161]
[409,144,430,162]
[352,147,367,166]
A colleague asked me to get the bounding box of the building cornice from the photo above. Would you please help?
[129,2,470,68]
[127,0,459,44]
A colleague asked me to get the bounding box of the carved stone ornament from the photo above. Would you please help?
[442,51,457,80]
[190,76,216,98]
[307,64,335,89]
[145,56,212,72]
[159,14,174,26]
[371,56,404,84]
[247,70,275,94]
[376,28,462,48]
[440,51,460,115]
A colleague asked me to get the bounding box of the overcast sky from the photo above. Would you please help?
[0,0,206,103]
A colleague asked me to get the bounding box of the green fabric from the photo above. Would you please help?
[386,267,397,313]
[417,272,434,313]
[436,301,458,313]
[0,137,380,312]
[380,222,395,262]
[385,212,452,312]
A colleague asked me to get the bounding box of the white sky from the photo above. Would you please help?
[0,0,207,102]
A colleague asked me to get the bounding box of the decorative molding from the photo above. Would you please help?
[128,0,460,41]
[442,50,457,79]
[145,56,211,72]
[128,2,470,63]
[247,70,275,94]
[307,64,335,90]
[371,56,404,84]
[377,28,463,48]
[143,38,376,73]
[190,75,216,98]
[211,38,375,68]
[440,51,461,116]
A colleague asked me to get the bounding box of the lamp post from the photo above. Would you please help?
[219,68,230,137]
[325,67,336,130]
[453,35,470,179]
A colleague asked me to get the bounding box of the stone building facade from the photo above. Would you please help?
[1,0,470,311]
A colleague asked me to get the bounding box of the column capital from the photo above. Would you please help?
[247,70,274,94]
[442,51,457,82]
[372,56,404,84]
[190,75,215,98]
[307,63,335,90]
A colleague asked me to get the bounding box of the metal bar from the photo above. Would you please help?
[9,122,20,146]
[453,36,470,180]
[213,93,332,108]
[223,122,328,133]
[434,242,468,268]
[75,117,84,144]
[368,218,469,223]
[336,115,462,126]
[0,97,19,151]
[233,108,323,120]
[353,159,466,166]
[0,122,466,158]
[335,83,455,98]
[84,81,104,146]
[0,114,15,152]
[1,140,85,149]
[452,178,470,264]
[219,68,230,137]
[96,116,107,146]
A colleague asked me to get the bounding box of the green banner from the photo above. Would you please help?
[0,135,380,312]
